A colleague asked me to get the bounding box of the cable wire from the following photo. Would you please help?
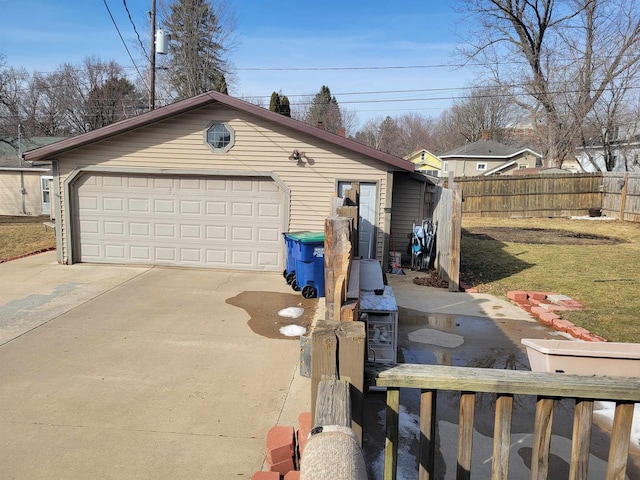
[123,0,148,59]
[102,0,149,92]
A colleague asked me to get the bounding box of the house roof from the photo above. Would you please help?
[1,137,64,168]
[440,139,541,159]
[484,160,516,176]
[24,91,414,172]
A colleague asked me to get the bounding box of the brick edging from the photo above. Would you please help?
[0,246,56,264]
[507,290,607,342]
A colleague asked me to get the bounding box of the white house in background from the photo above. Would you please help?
[575,125,640,172]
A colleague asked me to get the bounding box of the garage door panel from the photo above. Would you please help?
[75,174,284,270]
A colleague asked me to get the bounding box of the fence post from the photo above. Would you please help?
[619,172,629,220]
[325,217,353,322]
[448,186,462,292]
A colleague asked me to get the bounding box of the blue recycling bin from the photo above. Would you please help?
[285,232,325,298]
[282,233,302,286]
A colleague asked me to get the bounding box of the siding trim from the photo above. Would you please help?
[52,161,63,264]
[62,166,290,265]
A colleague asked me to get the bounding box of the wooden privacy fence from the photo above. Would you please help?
[602,172,640,222]
[368,362,640,480]
[451,172,640,220]
[453,173,603,218]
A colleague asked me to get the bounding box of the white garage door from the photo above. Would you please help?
[74,173,285,270]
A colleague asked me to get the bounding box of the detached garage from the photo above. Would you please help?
[25,91,415,271]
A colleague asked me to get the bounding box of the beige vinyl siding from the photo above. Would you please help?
[390,175,431,263]
[55,104,392,264]
[0,170,45,216]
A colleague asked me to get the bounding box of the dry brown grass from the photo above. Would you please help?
[461,216,640,343]
[0,216,56,260]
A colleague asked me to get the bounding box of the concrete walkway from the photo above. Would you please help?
[0,252,311,479]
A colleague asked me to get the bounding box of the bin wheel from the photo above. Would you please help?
[285,272,296,285]
[301,285,317,299]
[282,269,287,279]
[291,278,301,291]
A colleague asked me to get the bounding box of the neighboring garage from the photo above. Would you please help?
[25,91,417,271]
[73,173,284,270]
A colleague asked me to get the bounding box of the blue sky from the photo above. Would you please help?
[0,0,473,127]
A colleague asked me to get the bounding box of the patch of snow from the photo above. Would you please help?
[371,405,420,480]
[279,324,306,337]
[570,215,616,220]
[278,307,304,318]
[594,401,640,451]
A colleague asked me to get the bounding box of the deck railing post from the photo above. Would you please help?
[606,401,635,480]
[531,396,555,479]
[457,392,476,480]
[491,393,514,480]
[569,399,594,480]
[419,389,437,480]
[384,387,400,480]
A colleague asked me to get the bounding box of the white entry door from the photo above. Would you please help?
[338,182,377,259]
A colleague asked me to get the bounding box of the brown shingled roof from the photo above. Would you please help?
[24,91,413,172]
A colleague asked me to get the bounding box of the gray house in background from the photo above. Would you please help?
[440,139,542,177]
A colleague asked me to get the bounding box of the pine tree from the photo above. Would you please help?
[163,0,232,99]
[269,91,291,117]
[269,92,280,112]
[279,95,291,117]
[304,85,342,134]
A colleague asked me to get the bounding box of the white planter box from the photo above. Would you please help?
[522,338,640,378]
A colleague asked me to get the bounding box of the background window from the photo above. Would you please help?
[477,163,487,171]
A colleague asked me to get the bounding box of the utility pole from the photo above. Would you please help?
[149,0,156,111]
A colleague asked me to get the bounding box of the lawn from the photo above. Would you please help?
[0,216,56,260]
[461,216,640,343]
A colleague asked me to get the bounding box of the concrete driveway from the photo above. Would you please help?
[0,252,312,479]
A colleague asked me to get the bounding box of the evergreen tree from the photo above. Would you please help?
[163,0,232,99]
[269,92,280,112]
[269,91,291,117]
[279,95,291,117]
[304,85,342,134]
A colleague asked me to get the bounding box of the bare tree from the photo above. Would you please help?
[353,113,436,157]
[396,112,436,155]
[0,60,26,147]
[430,110,464,154]
[450,85,523,143]
[460,0,640,167]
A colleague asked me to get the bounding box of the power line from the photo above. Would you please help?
[102,0,148,92]
[123,0,148,59]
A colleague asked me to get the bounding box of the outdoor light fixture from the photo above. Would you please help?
[288,149,314,166]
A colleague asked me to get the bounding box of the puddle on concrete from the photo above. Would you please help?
[225,291,317,340]
[362,306,640,479]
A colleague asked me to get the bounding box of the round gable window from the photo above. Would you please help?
[205,122,234,152]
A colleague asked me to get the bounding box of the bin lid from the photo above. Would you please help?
[286,231,325,243]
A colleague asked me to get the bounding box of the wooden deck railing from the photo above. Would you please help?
[368,362,640,480]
